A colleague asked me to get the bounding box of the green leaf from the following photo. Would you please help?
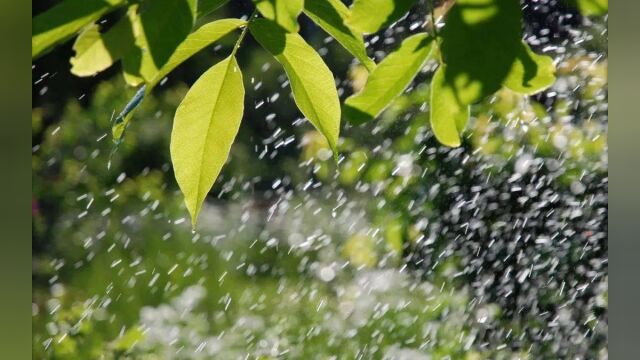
[303,0,375,72]
[344,33,433,125]
[171,56,245,227]
[503,42,556,95]
[250,18,341,155]
[254,0,304,32]
[32,0,126,59]
[347,0,416,34]
[118,5,145,87]
[131,0,198,82]
[574,0,608,16]
[430,65,469,147]
[149,19,246,88]
[197,0,230,18]
[440,0,522,105]
[113,18,244,142]
[70,14,137,77]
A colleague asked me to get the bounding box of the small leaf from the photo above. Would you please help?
[430,65,469,147]
[347,0,417,34]
[32,0,126,59]
[503,42,556,95]
[250,19,341,155]
[171,56,245,227]
[70,14,136,77]
[149,18,246,88]
[197,0,230,18]
[573,0,608,16]
[254,0,304,32]
[303,0,375,72]
[440,0,522,105]
[344,33,433,125]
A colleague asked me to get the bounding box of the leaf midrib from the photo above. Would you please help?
[194,57,235,215]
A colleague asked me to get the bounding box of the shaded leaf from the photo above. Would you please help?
[440,0,522,105]
[171,56,245,227]
[347,0,416,34]
[430,65,469,147]
[32,0,126,59]
[303,0,375,72]
[344,33,433,125]
[250,19,341,155]
[70,14,137,77]
[197,0,230,18]
[131,0,198,82]
[503,42,556,95]
[254,0,304,32]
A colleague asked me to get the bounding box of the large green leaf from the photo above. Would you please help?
[303,0,375,72]
[149,18,246,88]
[440,0,522,105]
[254,0,304,32]
[503,42,556,95]
[130,0,198,82]
[114,18,245,142]
[171,56,245,227]
[197,0,230,18]
[430,65,469,147]
[250,19,341,155]
[344,33,433,125]
[347,0,416,34]
[32,0,126,59]
[70,14,136,77]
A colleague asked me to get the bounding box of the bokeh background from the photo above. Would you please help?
[32,1,608,358]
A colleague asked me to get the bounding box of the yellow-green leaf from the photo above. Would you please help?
[171,56,245,227]
[344,33,433,125]
[254,0,304,32]
[430,65,469,147]
[32,0,126,59]
[70,14,136,77]
[574,0,608,16]
[503,42,556,95]
[250,19,341,155]
[347,0,417,34]
[149,19,245,88]
[303,0,375,72]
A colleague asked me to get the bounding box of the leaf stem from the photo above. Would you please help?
[429,0,439,39]
[231,9,259,56]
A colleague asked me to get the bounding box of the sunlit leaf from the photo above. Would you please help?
[171,56,245,227]
[149,19,246,88]
[440,0,522,105]
[250,19,341,155]
[70,14,136,77]
[254,0,304,32]
[113,18,244,142]
[503,42,556,95]
[32,0,126,59]
[303,0,375,72]
[347,0,416,34]
[344,33,433,125]
[573,0,608,16]
[430,64,469,147]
